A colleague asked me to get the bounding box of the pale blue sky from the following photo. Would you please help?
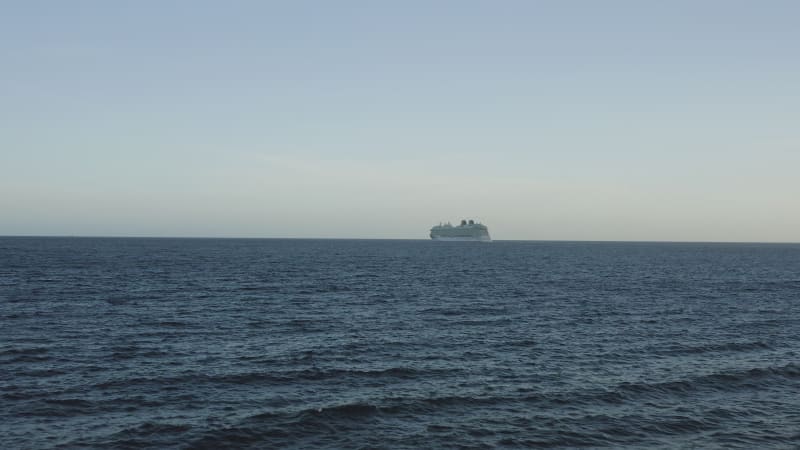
[2,1,798,240]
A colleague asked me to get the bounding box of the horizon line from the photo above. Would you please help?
[1,235,798,245]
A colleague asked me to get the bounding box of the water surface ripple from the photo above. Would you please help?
[1,238,799,448]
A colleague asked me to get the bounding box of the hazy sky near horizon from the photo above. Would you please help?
[2,1,799,241]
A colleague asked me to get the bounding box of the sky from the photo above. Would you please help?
[1,1,799,241]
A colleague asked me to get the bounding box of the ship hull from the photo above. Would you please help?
[430,235,491,242]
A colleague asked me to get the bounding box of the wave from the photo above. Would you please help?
[14,394,172,419]
[614,363,800,401]
[0,346,50,356]
[185,398,646,449]
[15,368,67,378]
[2,354,53,364]
[653,340,773,356]
[17,398,95,418]
[189,402,392,449]
[92,366,441,391]
[63,422,193,449]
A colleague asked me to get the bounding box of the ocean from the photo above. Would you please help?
[1,237,799,449]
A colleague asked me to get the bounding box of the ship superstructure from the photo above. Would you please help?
[430,219,491,241]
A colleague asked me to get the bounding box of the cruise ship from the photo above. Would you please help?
[430,219,491,241]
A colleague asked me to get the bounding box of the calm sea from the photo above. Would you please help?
[1,237,799,449]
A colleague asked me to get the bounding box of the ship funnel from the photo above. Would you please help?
[469,220,474,225]
[461,219,467,226]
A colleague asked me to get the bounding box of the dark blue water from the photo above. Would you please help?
[2,238,799,449]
